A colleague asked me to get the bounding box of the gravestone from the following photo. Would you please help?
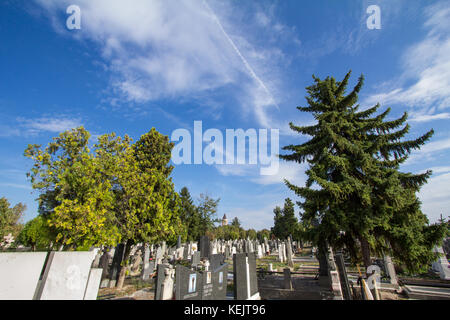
[199,236,211,259]
[278,244,284,263]
[130,250,143,275]
[233,252,259,300]
[83,268,103,300]
[0,252,48,300]
[200,270,214,300]
[175,247,184,260]
[91,249,102,268]
[432,246,450,280]
[161,267,175,300]
[109,243,125,287]
[224,245,230,260]
[257,245,263,259]
[283,268,293,290]
[161,241,167,255]
[98,248,111,288]
[210,253,225,271]
[335,253,352,300]
[35,251,97,300]
[384,255,398,285]
[177,236,182,249]
[191,251,201,266]
[154,264,169,300]
[183,245,189,260]
[175,265,202,300]
[286,239,294,268]
[212,263,228,300]
[141,244,152,281]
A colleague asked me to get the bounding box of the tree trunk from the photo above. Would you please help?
[116,240,132,290]
[360,237,371,271]
[318,240,329,276]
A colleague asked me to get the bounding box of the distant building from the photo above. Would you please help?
[222,214,228,226]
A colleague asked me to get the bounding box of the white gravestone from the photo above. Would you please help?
[0,252,48,300]
[83,268,103,300]
[161,268,175,300]
[36,251,96,300]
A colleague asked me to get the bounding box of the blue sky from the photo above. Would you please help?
[1,0,449,230]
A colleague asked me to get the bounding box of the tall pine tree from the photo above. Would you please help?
[271,198,299,240]
[179,187,200,241]
[281,71,446,273]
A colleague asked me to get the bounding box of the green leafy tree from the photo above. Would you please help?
[0,197,25,239]
[180,187,201,241]
[257,229,271,242]
[102,129,183,289]
[196,193,220,237]
[24,128,120,249]
[25,127,184,288]
[271,206,283,239]
[280,71,446,273]
[18,215,54,251]
[247,229,257,240]
[231,217,241,228]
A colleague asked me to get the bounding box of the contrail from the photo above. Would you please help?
[202,0,280,111]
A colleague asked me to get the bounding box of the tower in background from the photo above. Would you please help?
[222,214,228,226]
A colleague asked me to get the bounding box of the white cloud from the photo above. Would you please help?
[215,161,308,187]
[409,112,450,123]
[250,162,308,186]
[405,136,450,165]
[0,116,82,137]
[0,183,32,190]
[34,0,291,128]
[365,2,450,117]
[418,172,450,223]
[16,116,83,135]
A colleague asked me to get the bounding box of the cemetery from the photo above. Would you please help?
[1,231,449,300]
[0,7,449,303]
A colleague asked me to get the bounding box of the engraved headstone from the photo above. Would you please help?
[175,265,202,300]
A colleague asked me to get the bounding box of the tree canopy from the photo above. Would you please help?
[0,197,25,240]
[280,71,446,273]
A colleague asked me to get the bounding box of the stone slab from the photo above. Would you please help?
[0,252,48,300]
[36,251,96,300]
[83,268,103,300]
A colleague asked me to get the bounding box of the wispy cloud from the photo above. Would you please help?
[215,161,307,187]
[365,2,450,119]
[0,116,83,137]
[17,116,83,134]
[418,172,450,223]
[0,183,32,190]
[34,0,294,128]
[405,136,450,165]
[409,112,450,123]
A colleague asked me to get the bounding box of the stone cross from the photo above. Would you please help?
[1,233,14,249]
